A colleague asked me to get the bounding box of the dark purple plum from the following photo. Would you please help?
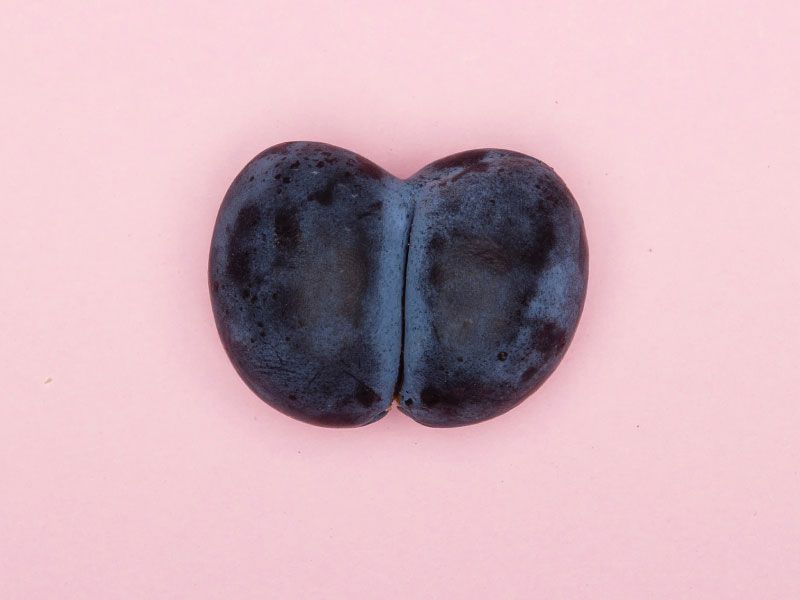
[209,142,587,427]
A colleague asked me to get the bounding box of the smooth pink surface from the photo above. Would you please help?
[2,2,799,598]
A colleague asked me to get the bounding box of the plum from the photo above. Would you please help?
[209,142,587,427]
[400,150,588,426]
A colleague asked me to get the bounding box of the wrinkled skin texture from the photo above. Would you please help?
[209,142,587,427]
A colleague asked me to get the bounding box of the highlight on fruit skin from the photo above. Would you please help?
[209,141,588,427]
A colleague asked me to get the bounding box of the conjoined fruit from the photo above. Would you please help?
[209,142,587,427]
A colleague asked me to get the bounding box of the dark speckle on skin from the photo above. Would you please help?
[519,218,556,272]
[532,321,567,354]
[427,262,442,287]
[309,179,337,206]
[353,380,379,408]
[234,205,261,233]
[274,207,300,250]
[428,235,445,252]
[420,386,457,410]
[224,205,261,285]
[226,250,250,286]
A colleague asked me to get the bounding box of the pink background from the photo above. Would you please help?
[2,1,799,598]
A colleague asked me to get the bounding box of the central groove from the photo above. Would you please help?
[392,193,416,403]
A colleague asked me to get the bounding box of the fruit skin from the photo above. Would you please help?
[400,150,588,427]
[209,142,412,427]
[210,142,587,428]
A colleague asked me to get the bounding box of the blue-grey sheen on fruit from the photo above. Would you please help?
[209,142,587,427]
